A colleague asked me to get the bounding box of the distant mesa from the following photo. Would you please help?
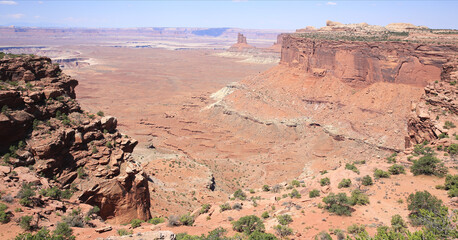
[228,33,255,51]
[295,20,430,33]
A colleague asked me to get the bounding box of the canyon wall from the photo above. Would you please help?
[280,34,457,87]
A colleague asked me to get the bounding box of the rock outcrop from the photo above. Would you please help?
[228,33,255,51]
[0,55,151,223]
[280,34,457,88]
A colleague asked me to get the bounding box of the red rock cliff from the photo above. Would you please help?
[280,34,457,88]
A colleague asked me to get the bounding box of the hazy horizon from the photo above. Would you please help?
[0,0,457,30]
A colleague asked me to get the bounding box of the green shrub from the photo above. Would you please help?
[320,177,330,186]
[97,111,104,117]
[291,179,300,187]
[130,218,143,228]
[443,121,456,129]
[447,143,458,155]
[273,224,293,238]
[349,189,370,206]
[374,169,390,179]
[20,215,33,230]
[262,185,270,192]
[289,189,301,198]
[347,224,366,235]
[438,132,449,139]
[261,211,269,219]
[15,226,76,240]
[345,163,360,174]
[117,229,132,236]
[407,191,443,222]
[53,222,74,239]
[0,203,10,223]
[361,175,373,186]
[148,217,165,225]
[277,214,292,225]
[411,155,447,177]
[200,203,211,214]
[248,230,278,240]
[309,189,320,198]
[77,167,87,179]
[232,215,265,235]
[314,231,332,240]
[180,213,194,226]
[338,178,351,188]
[40,186,63,199]
[17,183,36,206]
[387,153,397,163]
[391,214,407,233]
[322,193,351,216]
[389,164,406,175]
[444,174,458,197]
[219,203,231,212]
[233,189,247,200]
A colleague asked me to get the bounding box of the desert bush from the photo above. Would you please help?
[180,213,194,226]
[411,155,447,177]
[97,111,104,117]
[389,164,406,175]
[248,230,278,240]
[262,185,270,192]
[314,231,332,240]
[233,189,247,200]
[17,183,36,206]
[447,143,458,155]
[77,167,87,179]
[62,209,85,227]
[2,194,14,203]
[40,186,72,200]
[148,217,165,225]
[361,175,373,186]
[53,222,75,239]
[15,226,76,240]
[444,121,456,129]
[273,224,293,238]
[374,169,390,179]
[347,224,366,235]
[289,189,301,198]
[407,191,443,222]
[391,214,407,233]
[0,203,10,223]
[219,203,231,212]
[200,203,211,214]
[444,174,458,197]
[261,211,269,219]
[277,214,292,225]
[271,184,282,193]
[291,179,300,187]
[20,215,33,230]
[345,163,360,174]
[387,153,397,163]
[349,189,370,206]
[130,218,143,228]
[87,206,100,216]
[338,178,351,188]
[320,177,330,186]
[117,229,132,236]
[322,193,351,216]
[232,215,265,235]
[309,189,320,198]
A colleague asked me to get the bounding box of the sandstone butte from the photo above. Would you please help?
[0,21,457,240]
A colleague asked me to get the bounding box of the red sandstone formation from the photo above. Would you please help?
[0,55,151,225]
[228,33,255,51]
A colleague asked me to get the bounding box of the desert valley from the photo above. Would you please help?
[0,3,458,240]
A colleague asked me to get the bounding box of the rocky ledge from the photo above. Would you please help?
[0,55,151,224]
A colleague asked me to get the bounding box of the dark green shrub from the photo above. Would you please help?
[361,175,373,186]
[53,222,75,239]
[447,143,458,155]
[320,177,330,186]
[349,189,369,206]
[407,191,443,222]
[277,214,292,225]
[443,121,456,129]
[347,224,366,235]
[411,155,447,177]
[345,163,360,174]
[322,193,351,216]
[273,224,293,238]
[232,215,265,235]
[200,203,211,214]
[291,180,300,187]
[20,215,33,230]
[15,226,76,240]
[309,189,320,198]
[262,185,270,192]
[387,153,397,163]
[289,189,301,198]
[233,189,247,200]
[87,206,100,216]
[391,214,407,233]
[248,230,278,240]
[374,169,390,179]
[444,174,458,197]
[389,164,406,175]
[0,203,10,223]
[97,111,104,117]
[17,183,35,206]
[261,211,269,219]
[180,213,194,226]
[338,178,351,188]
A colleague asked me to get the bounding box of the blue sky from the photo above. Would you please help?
[0,1,456,30]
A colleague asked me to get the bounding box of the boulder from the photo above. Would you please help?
[101,116,117,132]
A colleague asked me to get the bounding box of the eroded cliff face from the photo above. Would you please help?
[0,55,151,224]
[280,34,457,88]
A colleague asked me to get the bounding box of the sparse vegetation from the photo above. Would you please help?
[148,217,165,225]
[232,215,265,235]
[443,121,456,129]
[389,164,406,175]
[374,169,390,179]
[309,189,320,198]
[411,155,447,177]
[273,224,293,238]
[361,175,373,186]
[262,185,270,192]
[261,211,269,219]
[338,178,351,188]
[277,214,293,225]
[345,163,360,174]
[117,229,132,236]
[97,111,104,117]
[219,203,231,212]
[233,189,247,200]
[180,213,194,226]
[200,203,211,214]
[289,188,301,198]
[130,218,143,228]
[444,174,458,197]
[349,189,370,206]
[19,215,33,231]
[322,193,351,216]
[17,183,36,206]
[407,191,443,223]
[320,177,330,186]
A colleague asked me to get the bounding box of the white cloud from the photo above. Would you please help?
[326,2,337,5]
[38,1,43,4]
[7,13,24,19]
[0,1,18,5]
